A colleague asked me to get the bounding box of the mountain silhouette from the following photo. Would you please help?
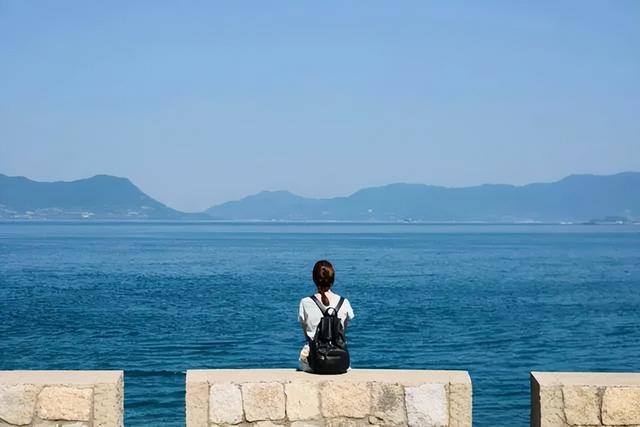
[206,172,640,222]
[0,174,200,219]
[3,172,638,222]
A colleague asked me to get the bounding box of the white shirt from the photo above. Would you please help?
[298,293,355,339]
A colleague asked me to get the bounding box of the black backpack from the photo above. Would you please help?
[307,295,350,374]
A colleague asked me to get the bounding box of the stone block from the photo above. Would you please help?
[405,383,448,427]
[36,386,92,421]
[562,386,600,425]
[537,386,566,427]
[185,381,209,427]
[242,382,285,422]
[94,376,124,427]
[253,421,286,427]
[209,383,244,424]
[448,382,472,427]
[602,386,640,425]
[320,382,371,419]
[369,382,407,425]
[285,381,321,421]
[0,384,40,425]
[290,421,325,427]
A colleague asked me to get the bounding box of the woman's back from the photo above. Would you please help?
[298,291,355,339]
[298,260,355,373]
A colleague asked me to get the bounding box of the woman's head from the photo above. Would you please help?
[313,260,335,306]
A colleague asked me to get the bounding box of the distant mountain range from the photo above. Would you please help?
[207,172,640,222]
[1,172,639,222]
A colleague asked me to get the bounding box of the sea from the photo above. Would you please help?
[1,221,639,426]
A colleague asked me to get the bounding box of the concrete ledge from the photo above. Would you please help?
[0,370,124,427]
[186,369,472,427]
[531,371,640,427]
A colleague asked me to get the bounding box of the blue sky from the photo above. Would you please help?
[1,1,639,211]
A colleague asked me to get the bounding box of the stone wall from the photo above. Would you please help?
[0,371,123,427]
[531,371,640,427]
[186,369,472,427]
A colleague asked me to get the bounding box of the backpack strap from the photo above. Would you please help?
[310,295,345,316]
[309,295,327,314]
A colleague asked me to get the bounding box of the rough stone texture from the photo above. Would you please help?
[34,422,90,427]
[189,369,471,427]
[209,383,244,424]
[562,386,600,425]
[185,381,209,427]
[242,382,285,422]
[405,383,448,427]
[602,386,640,425]
[0,371,123,427]
[324,418,371,427]
[0,384,40,425]
[448,382,472,427]
[36,386,93,421]
[369,382,407,425]
[538,386,566,427]
[320,382,371,419]
[533,372,640,427]
[94,377,124,427]
[284,381,321,421]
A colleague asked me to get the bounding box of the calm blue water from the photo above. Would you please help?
[1,222,639,426]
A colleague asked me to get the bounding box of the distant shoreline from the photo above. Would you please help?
[3,172,639,223]
[1,219,638,226]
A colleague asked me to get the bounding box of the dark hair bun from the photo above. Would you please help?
[313,260,335,306]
